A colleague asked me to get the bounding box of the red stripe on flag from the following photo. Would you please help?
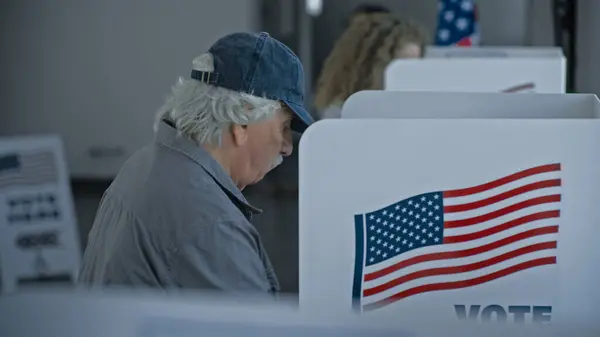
[443,164,561,198]
[363,257,556,311]
[444,179,561,213]
[444,210,560,244]
[444,195,561,228]
[456,36,472,46]
[363,241,556,297]
[363,225,558,281]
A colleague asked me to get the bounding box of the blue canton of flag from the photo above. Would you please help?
[435,0,480,46]
[0,151,57,190]
[364,192,444,266]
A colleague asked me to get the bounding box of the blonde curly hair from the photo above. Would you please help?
[314,13,427,111]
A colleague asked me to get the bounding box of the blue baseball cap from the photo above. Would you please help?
[191,32,314,132]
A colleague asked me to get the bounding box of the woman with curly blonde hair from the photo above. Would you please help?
[314,10,427,119]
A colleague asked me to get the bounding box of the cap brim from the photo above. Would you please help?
[284,100,315,133]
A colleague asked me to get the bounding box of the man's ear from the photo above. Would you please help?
[230,124,249,147]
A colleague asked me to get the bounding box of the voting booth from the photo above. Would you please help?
[0,290,592,337]
[425,46,564,59]
[298,91,600,330]
[0,135,80,295]
[385,47,566,93]
[0,290,417,337]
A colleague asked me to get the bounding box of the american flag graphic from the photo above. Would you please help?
[0,151,57,190]
[352,164,560,312]
[435,0,480,47]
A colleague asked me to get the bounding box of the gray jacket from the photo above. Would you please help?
[78,120,280,294]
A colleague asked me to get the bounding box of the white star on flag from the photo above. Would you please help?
[461,0,474,11]
[438,29,450,41]
[456,17,469,31]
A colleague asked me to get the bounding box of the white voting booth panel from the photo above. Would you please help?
[1,290,594,337]
[384,58,565,93]
[0,135,80,295]
[0,290,417,337]
[425,46,564,59]
[298,93,600,328]
[341,91,600,119]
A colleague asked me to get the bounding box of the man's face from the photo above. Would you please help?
[234,106,293,187]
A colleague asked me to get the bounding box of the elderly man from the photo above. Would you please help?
[78,32,313,293]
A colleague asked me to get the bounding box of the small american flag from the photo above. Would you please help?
[352,164,560,312]
[0,151,57,190]
[435,0,480,46]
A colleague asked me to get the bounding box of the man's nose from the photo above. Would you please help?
[281,138,293,157]
[281,142,294,157]
[280,129,294,156]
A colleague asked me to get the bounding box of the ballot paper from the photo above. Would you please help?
[0,135,80,294]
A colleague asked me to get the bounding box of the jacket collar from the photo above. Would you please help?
[155,119,262,216]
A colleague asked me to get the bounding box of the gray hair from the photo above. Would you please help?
[155,53,281,146]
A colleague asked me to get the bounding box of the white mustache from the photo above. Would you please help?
[269,155,283,171]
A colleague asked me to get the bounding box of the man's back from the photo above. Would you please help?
[78,122,280,292]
